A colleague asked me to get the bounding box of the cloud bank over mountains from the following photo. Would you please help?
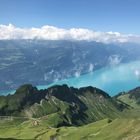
[0,24,140,43]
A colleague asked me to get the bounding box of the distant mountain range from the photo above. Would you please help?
[0,84,140,139]
[0,40,140,91]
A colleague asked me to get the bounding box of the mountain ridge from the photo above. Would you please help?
[0,84,129,127]
[0,84,140,139]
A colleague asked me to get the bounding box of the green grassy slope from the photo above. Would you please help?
[1,118,140,140]
[0,114,61,140]
[0,85,140,139]
[0,84,128,127]
[43,118,140,140]
[116,87,140,109]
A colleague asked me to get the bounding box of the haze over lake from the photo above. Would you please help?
[1,61,140,96]
[38,61,140,96]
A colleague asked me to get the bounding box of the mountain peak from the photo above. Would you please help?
[15,84,36,94]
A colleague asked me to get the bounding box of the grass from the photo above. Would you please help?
[0,113,64,140]
[0,87,140,140]
[1,117,140,140]
[42,118,140,140]
[117,94,140,109]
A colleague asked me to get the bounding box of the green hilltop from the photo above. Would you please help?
[0,84,140,139]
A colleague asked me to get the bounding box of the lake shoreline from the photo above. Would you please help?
[1,60,140,96]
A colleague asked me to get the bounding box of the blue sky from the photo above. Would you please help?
[0,0,140,34]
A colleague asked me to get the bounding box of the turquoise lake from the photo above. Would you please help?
[1,60,140,96]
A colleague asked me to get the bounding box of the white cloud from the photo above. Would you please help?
[0,24,140,43]
[88,63,94,72]
[75,71,81,78]
[109,55,122,66]
[134,69,140,76]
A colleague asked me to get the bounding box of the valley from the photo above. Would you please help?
[1,40,140,92]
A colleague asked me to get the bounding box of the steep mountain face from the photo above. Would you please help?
[0,40,140,91]
[0,84,128,126]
